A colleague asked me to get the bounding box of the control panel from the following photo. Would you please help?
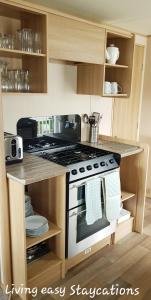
[69,153,120,182]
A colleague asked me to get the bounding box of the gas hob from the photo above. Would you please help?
[24,136,120,182]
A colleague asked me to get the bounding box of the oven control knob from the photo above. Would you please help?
[94,163,99,168]
[100,161,105,167]
[109,158,114,164]
[79,167,85,173]
[71,169,78,175]
[87,165,92,171]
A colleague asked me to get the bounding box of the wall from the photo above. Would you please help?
[3,63,113,140]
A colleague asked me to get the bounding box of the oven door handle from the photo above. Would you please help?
[70,182,86,189]
[69,209,86,217]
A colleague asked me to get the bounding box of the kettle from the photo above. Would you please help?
[83,112,102,143]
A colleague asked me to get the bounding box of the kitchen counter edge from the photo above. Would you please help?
[6,153,68,185]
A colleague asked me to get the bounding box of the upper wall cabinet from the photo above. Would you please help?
[48,13,105,64]
[77,31,135,98]
[0,1,47,94]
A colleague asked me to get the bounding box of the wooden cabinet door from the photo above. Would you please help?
[48,14,105,64]
[0,81,11,287]
[112,44,145,140]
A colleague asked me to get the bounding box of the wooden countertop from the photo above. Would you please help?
[81,138,143,157]
[6,153,68,185]
[6,136,144,185]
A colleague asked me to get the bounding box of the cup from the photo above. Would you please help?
[111,82,122,94]
[104,81,111,94]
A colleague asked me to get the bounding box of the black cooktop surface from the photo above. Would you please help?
[37,144,110,166]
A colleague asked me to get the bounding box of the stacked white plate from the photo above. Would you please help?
[26,215,49,237]
[25,194,34,217]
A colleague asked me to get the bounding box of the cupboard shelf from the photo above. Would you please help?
[26,222,61,249]
[27,251,62,282]
[105,63,128,68]
[0,48,46,58]
[77,31,134,98]
[0,1,47,93]
[103,93,128,97]
[121,191,135,202]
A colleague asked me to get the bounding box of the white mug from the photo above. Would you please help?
[111,82,122,94]
[104,81,111,94]
[106,44,120,65]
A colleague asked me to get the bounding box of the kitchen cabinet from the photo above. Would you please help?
[7,154,67,300]
[0,76,11,288]
[48,13,105,64]
[112,44,145,140]
[77,31,134,98]
[6,137,149,290]
[0,0,47,94]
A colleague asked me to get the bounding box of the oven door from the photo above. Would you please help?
[69,174,102,210]
[67,205,116,258]
[67,171,117,258]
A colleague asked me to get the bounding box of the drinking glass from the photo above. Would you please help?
[1,62,9,92]
[22,28,33,52]
[15,29,22,50]
[0,33,3,48]
[7,70,15,92]
[24,70,30,92]
[34,32,41,53]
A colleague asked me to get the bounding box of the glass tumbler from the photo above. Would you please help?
[34,32,41,53]
[15,29,22,50]
[7,70,15,92]
[1,62,8,92]
[22,28,33,52]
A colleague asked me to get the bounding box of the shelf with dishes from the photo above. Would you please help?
[26,221,61,249]
[0,1,47,93]
[0,55,47,93]
[77,30,134,98]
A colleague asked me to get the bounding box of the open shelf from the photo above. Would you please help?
[26,222,61,249]
[121,191,135,202]
[0,2,47,93]
[0,48,46,58]
[27,251,62,283]
[103,93,128,97]
[105,63,128,69]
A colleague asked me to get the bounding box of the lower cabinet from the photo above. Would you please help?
[8,175,66,300]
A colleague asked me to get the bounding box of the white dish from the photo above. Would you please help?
[26,215,48,230]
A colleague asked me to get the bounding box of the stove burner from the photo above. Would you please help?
[38,144,111,166]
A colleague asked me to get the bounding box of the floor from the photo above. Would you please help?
[2,199,151,300]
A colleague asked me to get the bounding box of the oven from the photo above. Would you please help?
[66,169,117,258]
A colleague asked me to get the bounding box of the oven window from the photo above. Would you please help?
[77,185,85,206]
[76,205,110,243]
